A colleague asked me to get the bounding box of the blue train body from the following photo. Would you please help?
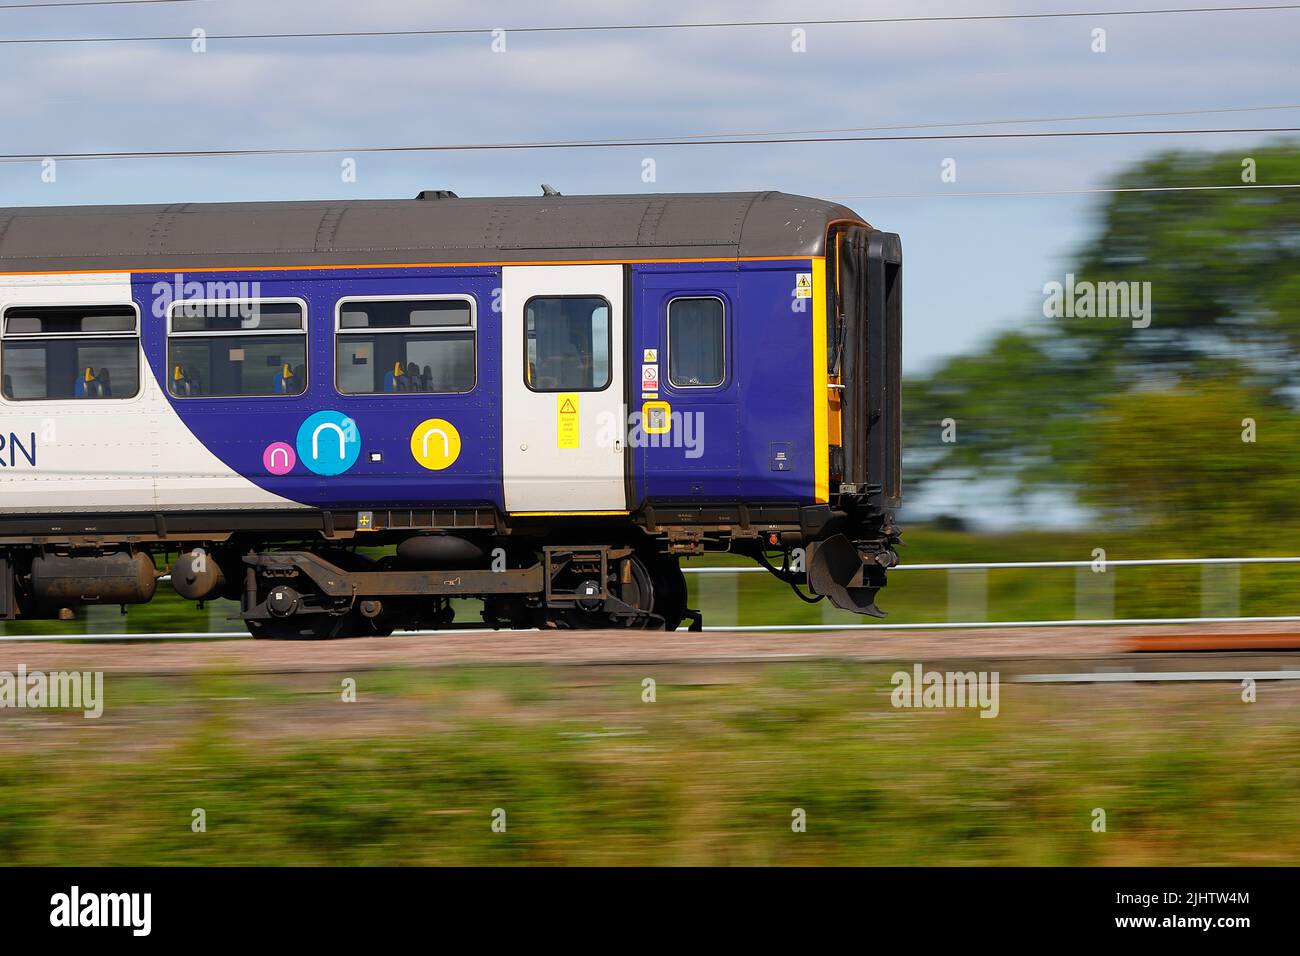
[128,259,816,510]
[0,191,901,636]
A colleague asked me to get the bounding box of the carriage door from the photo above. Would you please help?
[501,265,627,513]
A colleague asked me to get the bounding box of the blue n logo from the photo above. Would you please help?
[296,411,361,476]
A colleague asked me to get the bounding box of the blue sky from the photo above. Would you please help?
[1,0,1297,379]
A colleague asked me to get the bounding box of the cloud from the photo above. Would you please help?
[1,0,1296,372]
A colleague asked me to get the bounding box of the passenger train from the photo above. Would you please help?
[0,190,901,637]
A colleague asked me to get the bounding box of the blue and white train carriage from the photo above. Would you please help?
[0,190,901,637]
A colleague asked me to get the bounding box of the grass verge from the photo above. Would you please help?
[2,661,1297,865]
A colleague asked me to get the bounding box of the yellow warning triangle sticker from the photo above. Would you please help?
[559,398,577,413]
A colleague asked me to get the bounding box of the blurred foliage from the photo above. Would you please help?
[1082,379,1300,547]
[906,140,1300,546]
[4,662,1300,865]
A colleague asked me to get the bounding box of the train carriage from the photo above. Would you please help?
[0,190,901,637]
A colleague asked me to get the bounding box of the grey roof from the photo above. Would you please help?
[0,191,868,273]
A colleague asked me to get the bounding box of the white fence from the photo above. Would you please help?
[4,555,1300,640]
[681,555,1300,629]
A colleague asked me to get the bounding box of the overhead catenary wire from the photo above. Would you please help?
[1,4,1298,42]
[3,125,1298,165]
[0,0,198,9]
[837,182,1300,199]
[597,103,1300,144]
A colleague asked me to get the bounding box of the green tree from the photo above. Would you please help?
[907,140,1300,547]
[1078,378,1300,548]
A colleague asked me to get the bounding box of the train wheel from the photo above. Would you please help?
[647,553,687,632]
[550,553,658,629]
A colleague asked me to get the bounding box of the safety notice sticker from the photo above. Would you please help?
[795,273,813,298]
[557,393,579,448]
[641,363,659,391]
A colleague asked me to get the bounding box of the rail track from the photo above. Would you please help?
[0,623,1297,682]
[3,556,1300,671]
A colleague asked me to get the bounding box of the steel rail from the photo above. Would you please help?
[682,555,1300,573]
[7,614,1300,641]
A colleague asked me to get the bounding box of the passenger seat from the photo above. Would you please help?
[406,362,430,392]
[172,365,201,396]
[383,361,406,393]
[75,367,100,398]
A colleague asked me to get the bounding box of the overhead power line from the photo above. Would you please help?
[3,101,1295,166]
[838,183,1300,199]
[0,0,199,10]
[2,125,1296,164]
[613,103,1300,144]
[1,4,1298,44]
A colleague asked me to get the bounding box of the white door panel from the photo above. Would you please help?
[501,265,625,513]
[0,272,303,513]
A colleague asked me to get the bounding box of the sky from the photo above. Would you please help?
[1,0,1297,377]
[1,0,1297,527]
[0,0,1294,374]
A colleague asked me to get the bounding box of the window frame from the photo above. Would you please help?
[0,301,143,404]
[333,293,478,397]
[165,297,310,401]
[666,294,728,390]
[522,293,614,394]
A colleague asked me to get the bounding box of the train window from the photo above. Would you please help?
[0,304,140,401]
[334,297,475,395]
[668,297,725,388]
[167,300,307,398]
[524,296,611,392]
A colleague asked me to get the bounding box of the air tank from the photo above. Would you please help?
[170,549,228,602]
[30,551,158,606]
[395,534,487,567]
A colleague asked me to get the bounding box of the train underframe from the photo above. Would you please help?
[0,500,899,638]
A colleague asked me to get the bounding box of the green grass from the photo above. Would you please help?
[2,662,1299,865]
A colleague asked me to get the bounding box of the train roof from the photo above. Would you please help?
[0,190,866,273]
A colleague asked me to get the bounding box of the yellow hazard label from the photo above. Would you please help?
[557,393,579,448]
[795,272,813,298]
